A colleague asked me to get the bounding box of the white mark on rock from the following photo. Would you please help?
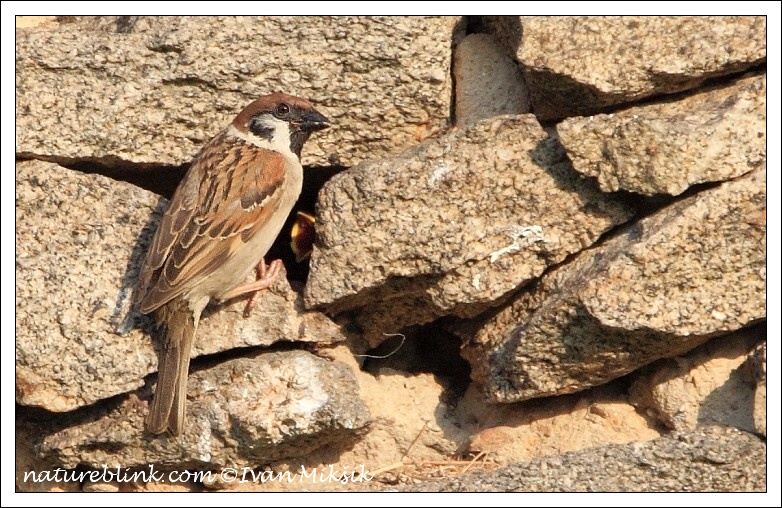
[489,225,546,263]
[428,160,452,187]
[289,355,329,418]
[472,273,483,290]
[112,287,135,336]
[194,415,213,463]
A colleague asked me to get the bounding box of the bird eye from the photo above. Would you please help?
[274,103,290,119]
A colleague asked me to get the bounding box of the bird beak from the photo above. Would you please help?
[299,110,330,132]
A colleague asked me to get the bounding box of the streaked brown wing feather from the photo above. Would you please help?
[137,131,286,313]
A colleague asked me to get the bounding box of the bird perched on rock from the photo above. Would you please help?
[136,93,329,436]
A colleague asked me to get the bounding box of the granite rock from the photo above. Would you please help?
[484,16,766,120]
[465,169,766,403]
[304,115,632,344]
[16,16,457,168]
[558,74,766,195]
[453,33,529,127]
[16,161,344,412]
[404,426,766,492]
[629,329,761,432]
[38,351,370,469]
[748,341,766,437]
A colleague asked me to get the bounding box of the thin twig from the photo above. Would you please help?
[353,333,407,359]
[402,420,429,461]
[419,460,476,466]
[369,461,406,477]
[460,451,486,474]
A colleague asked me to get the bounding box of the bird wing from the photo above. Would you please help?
[136,131,287,314]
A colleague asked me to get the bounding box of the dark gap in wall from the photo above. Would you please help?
[560,63,768,124]
[16,154,188,199]
[182,340,304,375]
[15,390,133,437]
[266,165,348,284]
[361,322,473,406]
[599,176,731,246]
[447,16,471,126]
[18,153,348,286]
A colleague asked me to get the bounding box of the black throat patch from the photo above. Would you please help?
[289,130,310,159]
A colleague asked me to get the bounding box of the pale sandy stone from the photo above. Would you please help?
[485,16,766,120]
[558,74,766,195]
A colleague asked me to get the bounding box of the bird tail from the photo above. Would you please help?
[146,300,197,436]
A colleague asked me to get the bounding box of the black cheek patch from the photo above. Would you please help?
[249,117,274,140]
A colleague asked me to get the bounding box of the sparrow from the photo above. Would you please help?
[136,92,329,436]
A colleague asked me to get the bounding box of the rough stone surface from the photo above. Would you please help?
[16,16,58,29]
[453,33,529,127]
[464,169,766,403]
[484,16,766,120]
[459,384,659,466]
[266,343,470,472]
[15,421,80,493]
[749,341,766,437]
[16,161,345,412]
[15,15,770,494]
[16,16,457,168]
[629,330,761,432]
[82,481,121,493]
[38,351,370,469]
[403,426,766,492]
[558,74,766,195]
[305,115,632,344]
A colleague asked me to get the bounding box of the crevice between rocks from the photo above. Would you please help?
[463,16,766,124]
[16,153,348,285]
[447,17,470,126]
[182,340,305,376]
[14,338,323,438]
[16,153,188,199]
[15,391,134,438]
[555,62,767,123]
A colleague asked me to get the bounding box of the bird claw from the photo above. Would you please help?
[242,259,283,317]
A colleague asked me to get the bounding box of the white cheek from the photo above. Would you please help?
[270,121,292,153]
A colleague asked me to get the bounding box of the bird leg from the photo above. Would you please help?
[219,259,283,317]
[243,259,283,317]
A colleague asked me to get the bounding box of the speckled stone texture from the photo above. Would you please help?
[484,16,766,120]
[16,16,457,167]
[460,383,660,466]
[304,115,632,344]
[629,329,761,432]
[465,168,766,403]
[749,341,766,437]
[14,14,769,493]
[453,33,529,127]
[16,161,345,412]
[558,74,766,195]
[38,351,370,469]
[403,426,766,492]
